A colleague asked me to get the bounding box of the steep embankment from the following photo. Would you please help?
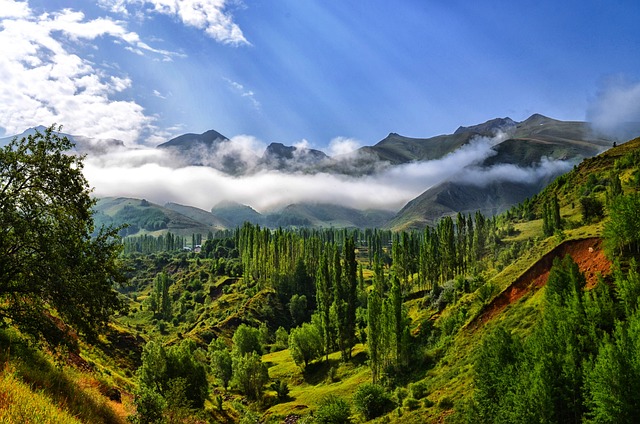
[470,237,611,329]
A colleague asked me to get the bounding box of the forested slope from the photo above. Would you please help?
[2,128,640,423]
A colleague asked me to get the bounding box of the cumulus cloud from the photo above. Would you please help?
[0,0,28,18]
[99,0,249,46]
[587,76,640,140]
[0,1,174,143]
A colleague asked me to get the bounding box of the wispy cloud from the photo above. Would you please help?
[99,0,250,46]
[224,77,260,110]
[152,89,166,99]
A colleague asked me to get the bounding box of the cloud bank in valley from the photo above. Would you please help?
[81,131,574,213]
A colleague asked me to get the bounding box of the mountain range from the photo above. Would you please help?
[2,114,623,232]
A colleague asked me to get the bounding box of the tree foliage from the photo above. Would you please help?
[352,383,392,420]
[316,394,352,424]
[288,322,323,369]
[137,340,209,409]
[468,256,639,424]
[0,126,126,346]
[231,352,269,400]
[232,323,263,356]
[604,193,640,257]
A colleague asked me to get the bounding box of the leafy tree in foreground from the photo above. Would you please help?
[0,125,126,346]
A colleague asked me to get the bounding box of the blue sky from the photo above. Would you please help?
[1,0,640,150]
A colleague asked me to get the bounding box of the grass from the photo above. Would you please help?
[0,329,129,424]
[262,344,371,420]
[0,368,83,424]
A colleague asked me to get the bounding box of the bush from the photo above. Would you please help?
[438,396,454,410]
[133,385,165,424]
[352,383,392,420]
[274,326,288,351]
[403,397,420,411]
[316,394,352,424]
[409,380,429,400]
[271,379,290,401]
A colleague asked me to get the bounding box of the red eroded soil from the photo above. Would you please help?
[470,237,611,329]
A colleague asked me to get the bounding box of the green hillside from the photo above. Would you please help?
[3,129,640,423]
[94,197,216,237]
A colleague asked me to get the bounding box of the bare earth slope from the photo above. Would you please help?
[470,237,611,329]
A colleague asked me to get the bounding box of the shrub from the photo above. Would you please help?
[271,379,290,401]
[274,326,288,351]
[352,383,392,420]
[403,397,420,411]
[316,394,352,424]
[409,380,429,400]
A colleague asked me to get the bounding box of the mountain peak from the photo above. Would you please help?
[454,117,517,136]
[157,129,228,149]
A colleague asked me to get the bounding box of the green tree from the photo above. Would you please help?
[289,294,308,326]
[210,348,233,389]
[154,272,172,320]
[138,340,209,409]
[584,311,640,423]
[231,352,269,400]
[288,322,323,369]
[472,326,521,423]
[604,193,640,257]
[232,323,263,356]
[580,195,604,224]
[274,326,289,350]
[614,259,640,318]
[315,250,333,360]
[315,395,351,424]
[316,394,352,424]
[0,126,127,346]
[132,385,166,424]
[352,383,392,420]
[367,285,383,383]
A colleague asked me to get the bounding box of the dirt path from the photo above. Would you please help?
[469,237,611,329]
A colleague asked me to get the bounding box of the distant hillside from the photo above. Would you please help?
[265,203,395,228]
[93,197,216,236]
[362,114,610,166]
[387,114,615,229]
[163,202,231,230]
[389,180,545,230]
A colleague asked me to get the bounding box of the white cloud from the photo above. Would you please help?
[0,1,172,143]
[81,133,513,213]
[454,157,573,187]
[587,76,640,140]
[328,136,361,156]
[224,77,260,110]
[100,0,249,46]
[0,0,29,18]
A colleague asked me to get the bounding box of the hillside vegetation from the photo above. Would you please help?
[1,128,640,423]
